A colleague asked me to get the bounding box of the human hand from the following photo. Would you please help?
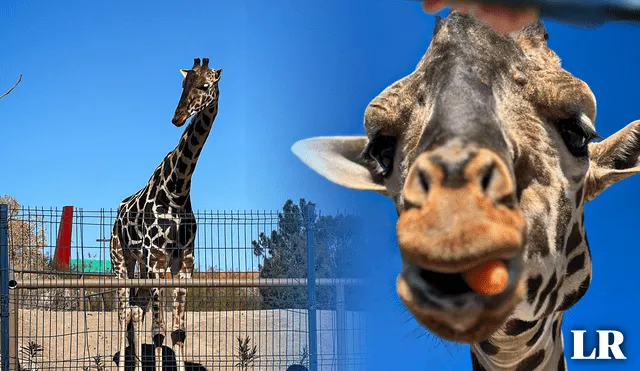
[422,0,539,34]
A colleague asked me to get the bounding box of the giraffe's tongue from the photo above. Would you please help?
[461,260,509,296]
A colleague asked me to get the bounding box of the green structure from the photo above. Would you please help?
[70,259,112,273]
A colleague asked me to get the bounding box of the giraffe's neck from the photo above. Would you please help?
[470,312,566,371]
[151,101,219,207]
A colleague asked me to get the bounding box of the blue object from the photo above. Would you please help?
[502,0,640,28]
[417,0,640,28]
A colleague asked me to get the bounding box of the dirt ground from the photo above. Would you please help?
[15,309,367,370]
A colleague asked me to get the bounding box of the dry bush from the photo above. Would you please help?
[2,195,79,310]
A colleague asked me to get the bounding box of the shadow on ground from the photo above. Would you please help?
[112,344,207,371]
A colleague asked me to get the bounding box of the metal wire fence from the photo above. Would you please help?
[0,203,367,371]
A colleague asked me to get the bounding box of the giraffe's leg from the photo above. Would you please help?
[111,234,131,371]
[133,271,152,371]
[148,265,166,371]
[127,263,145,371]
[171,251,193,371]
[117,286,131,371]
[132,305,144,371]
[126,250,153,371]
[152,287,166,371]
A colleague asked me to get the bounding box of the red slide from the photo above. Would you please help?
[52,206,74,271]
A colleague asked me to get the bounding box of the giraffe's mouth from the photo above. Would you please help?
[172,114,189,127]
[405,255,522,299]
[396,254,527,343]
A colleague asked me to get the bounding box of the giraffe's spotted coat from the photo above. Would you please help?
[526,275,543,305]
[565,223,582,256]
[566,253,586,277]
[479,340,500,356]
[504,319,537,336]
[534,272,557,316]
[516,349,545,371]
[526,319,547,347]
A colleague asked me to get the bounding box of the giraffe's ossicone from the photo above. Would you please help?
[292,11,640,371]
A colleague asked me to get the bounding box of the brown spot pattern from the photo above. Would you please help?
[534,272,557,315]
[516,349,545,371]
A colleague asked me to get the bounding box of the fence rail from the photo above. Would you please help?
[0,203,368,371]
[12,278,364,289]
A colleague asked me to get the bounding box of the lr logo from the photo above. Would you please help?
[571,330,627,360]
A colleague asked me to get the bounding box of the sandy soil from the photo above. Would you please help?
[14,309,367,371]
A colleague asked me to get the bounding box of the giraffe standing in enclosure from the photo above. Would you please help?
[293,12,640,370]
[110,57,222,371]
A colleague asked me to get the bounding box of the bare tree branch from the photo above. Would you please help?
[0,74,23,100]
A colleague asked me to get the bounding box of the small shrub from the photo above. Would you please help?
[286,345,310,371]
[235,335,259,370]
[83,356,105,371]
[299,345,309,366]
[19,340,44,371]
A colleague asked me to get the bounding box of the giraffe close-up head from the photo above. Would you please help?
[293,11,640,345]
[171,57,222,127]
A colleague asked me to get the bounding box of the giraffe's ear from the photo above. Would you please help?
[291,136,388,196]
[214,68,223,82]
[585,120,640,202]
[180,69,189,78]
[511,20,549,53]
[519,21,548,42]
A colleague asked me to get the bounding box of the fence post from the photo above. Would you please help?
[0,204,9,371]
[8,272,17,371]
[79,274,85,311]
[305,203,318,371]
[335,282,346,371]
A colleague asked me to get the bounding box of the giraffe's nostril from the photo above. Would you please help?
[419,170,430,194]
[480,164,494,192]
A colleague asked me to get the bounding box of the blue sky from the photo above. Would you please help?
[1,0,639,370]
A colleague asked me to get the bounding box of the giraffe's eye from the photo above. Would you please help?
[555,117,597,157]
[367,136,397,177]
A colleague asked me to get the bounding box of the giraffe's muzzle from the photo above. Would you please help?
[395,141,527,343]
[172,113,189,127]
